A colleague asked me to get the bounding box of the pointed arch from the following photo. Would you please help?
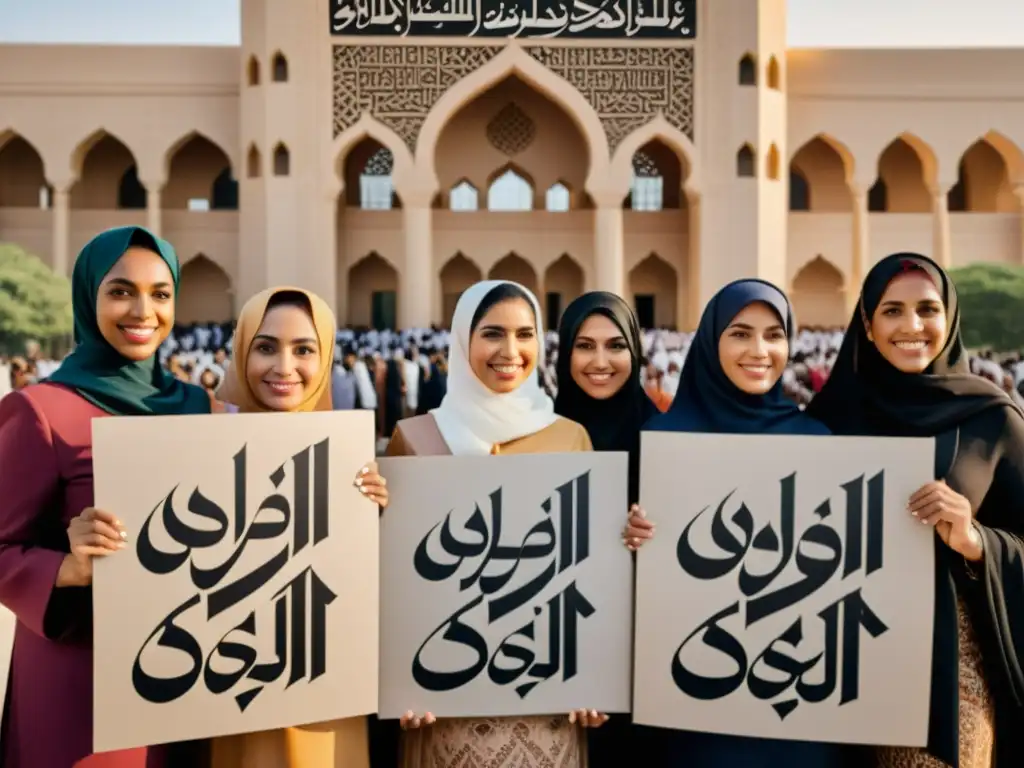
[177,254,233,323]
[161,130,235,180]
[162,132,234,210]
[487,163,534,211]
[629,254,677,329]
[0,134,47,208]
[273,143,290,177]
[790,256,846,327]
[331,113,414,200]
[544,254,584,326]
[449,178,479,211]
[609,115,700,200]
[347,252,399,328]
[789,133,856,188]
[545,181,571,212]
[766,56,781,90]
[70,128,137,178]
[951,134,1019,212]
[247,55,260,86]
[766,144,781,181]
[70,130,143,210]
[440,253,484,324]
[416,44,610,197]
[872,134,936,213]
[738,53,757,86]
[488,252,538,295]
[272,51,289,83]
[247,144,262,179]
[737,144,756,178]
[981,130,1024,183]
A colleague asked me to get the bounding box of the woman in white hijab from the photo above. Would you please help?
[385,280,607,767]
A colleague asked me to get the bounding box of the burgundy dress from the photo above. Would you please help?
[0,383,184,767]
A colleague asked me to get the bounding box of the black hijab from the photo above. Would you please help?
[554,292,658,503]
[646,278,828,435]
[808,252,1018,436]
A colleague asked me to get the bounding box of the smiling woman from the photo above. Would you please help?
[94,246,176,360]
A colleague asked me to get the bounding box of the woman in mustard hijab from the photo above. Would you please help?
[212,286,388,768]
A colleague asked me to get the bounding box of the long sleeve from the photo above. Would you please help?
[0,391,69,638]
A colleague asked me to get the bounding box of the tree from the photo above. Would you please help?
[0,242,72,355]
[949,262,1024,352]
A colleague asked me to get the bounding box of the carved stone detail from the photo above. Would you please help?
[332,44,695,156]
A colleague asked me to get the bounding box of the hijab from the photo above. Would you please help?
[647,279,828,435]
[554,292,658,502]
[217,287,336,413]
[46,226,210,416]
[431,280,557,455]
[807,252,1019,437]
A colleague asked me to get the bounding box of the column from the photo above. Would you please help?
[143,180,164,237]
[1014,184,1024,265]
[848,183,869,313]
[930,182,953,269]
[50,182,72,277]
[685,194,701,329]
[593,193,625,297]
[401,200,434,328]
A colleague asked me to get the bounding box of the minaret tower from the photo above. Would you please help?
[694,0,789,304]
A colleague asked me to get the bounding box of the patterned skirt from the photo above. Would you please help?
[400,715,586,768]
[875,597,995,768]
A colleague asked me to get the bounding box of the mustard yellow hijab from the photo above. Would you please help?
[218,287,336,413]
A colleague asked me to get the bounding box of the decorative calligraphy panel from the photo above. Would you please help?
[92,411,379,751]
[332,44,694,155]
[634,433,935,746]
[333,45,502,151]
[526,45,694,150]
[329,0,697,39]
[377,452,632,718]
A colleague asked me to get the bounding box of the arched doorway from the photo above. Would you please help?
[790,256,846,328]
[629,254,677,329]
[543,254,584,328]
[177,255,233,323]
[789,136,853,212]
[440,253,483,326]
[164,134,236,211]
[71,131,145,209]
[488,253,538,296]
[348,252,399,329]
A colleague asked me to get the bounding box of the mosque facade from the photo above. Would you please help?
[1,0,1024,331]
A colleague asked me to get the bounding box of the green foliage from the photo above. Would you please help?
[0,242,72,354]
[950,262,1024,352]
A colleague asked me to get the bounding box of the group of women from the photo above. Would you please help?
[0,223,1021,768]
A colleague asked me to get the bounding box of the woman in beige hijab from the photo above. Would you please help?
[212,286,388,768]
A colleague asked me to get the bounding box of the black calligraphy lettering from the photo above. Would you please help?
[412,594,488,691]
[738,473,797,599]
[671,601,747,700]
[133,439,338,709]
[841,475,864,577]
[676,491,754,580]
[837,588,888,705]
[866,472,884,575]
[132,593,204,704]
[560,580,595,680]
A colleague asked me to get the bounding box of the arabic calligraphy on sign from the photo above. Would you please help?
[378,452,632,718]
[634,433,935,747]
[91,411,379,753]
[328,0,696,38]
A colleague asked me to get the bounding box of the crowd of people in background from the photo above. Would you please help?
[5,321,1024,430]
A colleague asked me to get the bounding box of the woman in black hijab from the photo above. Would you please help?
[808,252,1024,768]
[554,291,659,767]
[555,291,659,505]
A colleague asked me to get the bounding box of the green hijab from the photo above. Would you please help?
[46,226,211,416]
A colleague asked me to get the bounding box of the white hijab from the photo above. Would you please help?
[431,280,557,455]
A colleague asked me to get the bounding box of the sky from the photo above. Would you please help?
[0,0,1022,48]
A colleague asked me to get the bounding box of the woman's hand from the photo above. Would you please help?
[354,461,389,508]
[908,480,983,561]
[399,710,436,730]
[59,508,127,587]
[568,709,609,728]
[623,504,655,551]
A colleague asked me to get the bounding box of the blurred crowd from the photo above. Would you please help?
[6,323,1024,420]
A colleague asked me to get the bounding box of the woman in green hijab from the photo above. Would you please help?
[0,226,211,767]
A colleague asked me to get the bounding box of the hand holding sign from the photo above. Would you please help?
[59,507,128,587]
[623,504,654,551]
[908,479,982,561]
[354,461,389,507]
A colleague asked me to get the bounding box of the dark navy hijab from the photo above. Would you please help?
[646,278,828,435]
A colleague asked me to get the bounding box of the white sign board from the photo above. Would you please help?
[634,433,935,747]
[92,411,379,752]
[378,452,633,719]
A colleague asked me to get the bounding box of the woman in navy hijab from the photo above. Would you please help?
[634,279,852,767]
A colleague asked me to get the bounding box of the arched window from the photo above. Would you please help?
[738,54,757,86]
[736,144,756,178]
[360,147,394,210]
[449,180,479,211]
[247,56,260,86]
[487,168,533,212]
[272,52,289,83]
[247,144,261,179]
[630,151,663,211]
[545,182,570,212]
[273,143,290,177]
